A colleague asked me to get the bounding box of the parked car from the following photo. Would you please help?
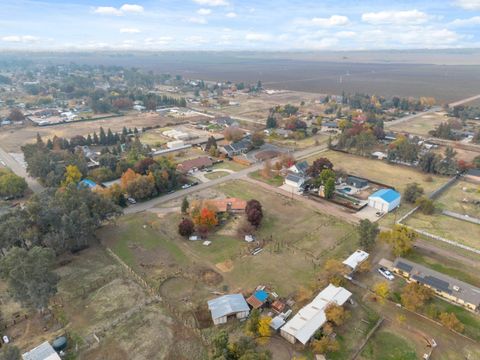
[191,181,199,186]
[204,168,213,172]
[181,184,191,189]
[127,197,136,204]
[378,267,394,281]
[375,211,384,217]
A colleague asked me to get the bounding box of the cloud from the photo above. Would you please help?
[187,16,208,24]
[93,6,123,16]
[450,16,480,26]
[120,28,141,33]
[309,15,350,27]
[335,31,356,38]
[184,35,208,44]
[120,4,144,13]
[245,33,273,41]
[93,4,143,16]
[362,10,429,25]
[144,36,173,46]
[455,0,480,10]
[197,8,212,15]
[1,35,39,43]
[226,12,237,18]
[192,0,229,6]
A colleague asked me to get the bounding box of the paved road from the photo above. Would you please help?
[384,106,441,128]
[0,146,43,194]
[124,144,329,214]
[448,93,480,107]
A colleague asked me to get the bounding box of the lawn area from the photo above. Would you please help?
[388,111,447,136]
[212,160,248,172]
[404,211,480,250]
[139,128,170,147]
[360,330,417,360]
[205,171,230,180]
[268,133,328,150]
[435,180,480,218]
[248,169,284,187]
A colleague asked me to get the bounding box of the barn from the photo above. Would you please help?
[368,189,401,213]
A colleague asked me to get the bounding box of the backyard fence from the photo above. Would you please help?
[442,210,480,225]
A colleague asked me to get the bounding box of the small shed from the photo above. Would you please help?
[270,315,286,331]
[208,294,250,325]
[22,341,61,360]
[343,250,369,271]
[246,290,269,309]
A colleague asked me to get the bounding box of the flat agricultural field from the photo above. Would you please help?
[306,150,449,194]
[388,111,447,136]
[404,180,480,250]
[0,112,186,152]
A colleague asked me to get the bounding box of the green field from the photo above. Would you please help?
[212,160,248,172]
[436,180,480,218]
[249,169,284,187]
[360,330,417,360]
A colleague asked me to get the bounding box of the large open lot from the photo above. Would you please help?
[404,179,480,250]
[388,111,447,136]
[0,112,193,152]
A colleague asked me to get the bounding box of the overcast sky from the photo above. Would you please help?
[1,0,480,50]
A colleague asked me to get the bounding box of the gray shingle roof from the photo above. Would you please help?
[207,294,249,320]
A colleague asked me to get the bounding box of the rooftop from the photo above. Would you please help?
[343,250,369,270]
[369,188,401,203]
[22,341,61,360]
[207,294,250,320]
[286,173,305,184]
[393,258,480,306]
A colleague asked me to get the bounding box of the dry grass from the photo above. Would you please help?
[388,111,447,136]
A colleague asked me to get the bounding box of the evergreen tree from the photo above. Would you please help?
[93,132,99,144]
[99,127,107,145]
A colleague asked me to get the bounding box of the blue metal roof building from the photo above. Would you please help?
[368,188,401,213]
[78,179,97,189]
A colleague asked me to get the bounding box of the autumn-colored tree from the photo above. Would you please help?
[178,218,195,237]
[257,316,272,344]
[306,157,333,178]
[401,282,433,311]
[322,322,334,335]
[295,286,314,306]
[356,259,371,273]
[312,336,340,354]
[373,281,390,301]
[224,126,244,142]
[320,259,348,286]
[62,165,82,187]
[193,207,218,229]
[325,304,349,326]
[379,225,416,256]
[246,199,263,228]
[261,159,272,179]
[439,312,464,333]
[120,168,140,190]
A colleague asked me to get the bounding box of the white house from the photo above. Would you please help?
[207,294,250,325]
[284,173,305,191]
[343,250,369,271]
[288,161,309,175]
[368,189,401,213]
[280,284,352,345]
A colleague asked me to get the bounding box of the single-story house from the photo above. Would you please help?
[346,176,368,189]
[208,294,250,325]
[193,198,247,213]
[464,169,480,183]
[213,116,238,127]
[177,156,213,174]
[281,284,352,345]
[220,138,252,157]
[284,173,305,191]
[393,258,480,311]
[343,250,369,272]
[368,189,401,213]
[22,341,61,360]
[246,290,269,309]
[288,161,309,175]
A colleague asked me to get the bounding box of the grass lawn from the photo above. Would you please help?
[388,111,447,136]
[249,170,284,187]
[268,133,328,149]
[139,129,170,146]
[435,180,480,218]
[205,171,230,180]
[212,160,248,172]
[360,330,417,360]
[405,211,480,250]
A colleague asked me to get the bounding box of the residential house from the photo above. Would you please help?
[177,156,213,174]
[208,294,250,325]
[288,161,309,175]
[368,189,401,213]
[392,258,480,311]
[343,250,369,272]
[464,169,480,183]
[280,284,352,344]
[284,173,305,191]
[213,116,238,128]
[346,176,368,189]
[22,341,61,360]
[220,137,252,157]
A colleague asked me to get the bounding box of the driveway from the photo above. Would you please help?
[0,147,43,194]
[192,168,235,183]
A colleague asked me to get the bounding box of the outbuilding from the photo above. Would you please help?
[207,294,250,325]
[22,341,61,360]
[368,188,401,213]
[343,250,369,272]
[346,176,368,189]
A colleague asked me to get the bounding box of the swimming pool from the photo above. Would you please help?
[339,187,352,193]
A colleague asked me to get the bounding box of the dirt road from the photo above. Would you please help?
[0,146,43,194]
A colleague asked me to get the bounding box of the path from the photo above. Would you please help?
[0,146,43,193]
[448,94,480,107]
[192,168,235,183]
[384,106,440,128]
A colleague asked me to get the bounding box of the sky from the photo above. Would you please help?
[0,0,479,51]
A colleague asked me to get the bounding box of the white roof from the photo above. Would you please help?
[22,342,61,360]
[343,250,369,270]
[207,294,249,320]
[281,284,351,344]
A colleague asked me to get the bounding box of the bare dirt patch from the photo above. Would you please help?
[216,260,234,272]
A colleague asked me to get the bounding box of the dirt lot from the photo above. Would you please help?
[0,112,190,152]
[389,111,447,136]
